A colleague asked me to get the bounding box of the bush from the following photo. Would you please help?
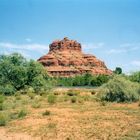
[14,93,21,100]
[23,86,35,94]
[138,100,140,107]
[129,71,140,83]
[0,95,5,103]
[0,103,3,110]
[10,112,20,120]
[71,96,77,103]
[0,85,16,95]
[91,90,96,95]
[97,75,140,102]
[0,113,7,126]
[56,73,110,87]
[18,109,27,118]
[47,94,56,104]
[77,97,84,104]
[27,92,35,99]
[95,75,110,86]
[62,95,69,102]
[67,90,80,96]
[100,101,107,106]
[32,102,41,108]
[82,95,91,101]
[30,75,46,93]
[42,110,50,116]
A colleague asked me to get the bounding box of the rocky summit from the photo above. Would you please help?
[38,37,112,77]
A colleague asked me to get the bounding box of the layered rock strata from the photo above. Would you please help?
[38,37,112,77]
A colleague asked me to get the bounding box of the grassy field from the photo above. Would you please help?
[0,88,140,140]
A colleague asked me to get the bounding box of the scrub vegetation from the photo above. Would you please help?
[0,53,140,140]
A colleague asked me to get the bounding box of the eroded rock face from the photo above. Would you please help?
[38,37,112,77]
[49,37,81,53]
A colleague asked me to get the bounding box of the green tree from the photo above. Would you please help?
[129,71,140,83]
[26,60,46,85]
[0,53,50,95]
[0,53,27,90]
[84,73,93,86]
[96,75,109,86]
[114,67,122,74]
[90,76,97,86]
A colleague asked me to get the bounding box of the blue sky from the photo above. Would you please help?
[0,0,140,73]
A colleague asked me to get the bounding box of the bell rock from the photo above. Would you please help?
[38,37,112,77]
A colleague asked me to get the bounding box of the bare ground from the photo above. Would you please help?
[0,92,140,140]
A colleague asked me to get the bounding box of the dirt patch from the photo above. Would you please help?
[0,128,40,140]
[0,96,140,140]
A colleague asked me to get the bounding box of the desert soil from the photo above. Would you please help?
[0,102,140,140]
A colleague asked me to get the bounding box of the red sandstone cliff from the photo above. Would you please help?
[38,37,112,77]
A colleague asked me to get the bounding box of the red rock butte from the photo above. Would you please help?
[38,37,112,77]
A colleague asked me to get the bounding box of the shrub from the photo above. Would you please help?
[67,90,80,96]
[95,75,110,86]
[14,92,21,100]
[20,86,35,95]
[82,95,91,101]
[129,71,140,83]
[0,103,3,110]
[27,92,35,99]
[71,96,77,103]
[30,75,46,93]
[10,112,19,120]
[0,113,7,126]
[34,95,42,101]
[62,95,69,102]
[0,95,5,103]
[18,109,27,118]
[53,91,59,95]
[100,101,107,106]
[47,94,56,104]
[42,110,50,116]
[138,100,140,107]
[97,75,140,102]
[0,85,16,95]
[56,73,110,87]
[32,102,41,108]
[91,90,96,95]
[15,95,21,100]
[77,97,84,104]
[2,97,16,110]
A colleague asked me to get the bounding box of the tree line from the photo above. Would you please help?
[0,53,140,96]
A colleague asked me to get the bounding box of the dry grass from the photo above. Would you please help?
[0,89,140,140]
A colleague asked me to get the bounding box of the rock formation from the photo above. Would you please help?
[38,37,112,77]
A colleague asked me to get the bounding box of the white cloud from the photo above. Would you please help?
[0,48,32,59]
[0,42,49,55]
[0,42,50,60]
[0,42,104,55]
[107,43,140,54]
[107,49,126,54]
[131,60,140,67]
[82,42,104,52]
